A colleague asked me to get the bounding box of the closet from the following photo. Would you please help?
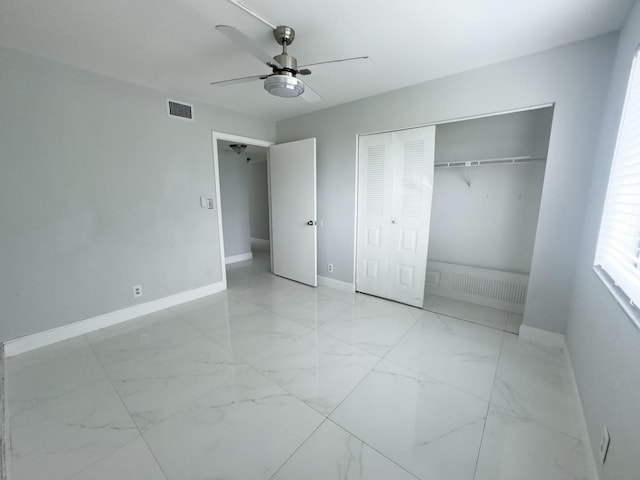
[355,126,435,307]
[425,107,553,319]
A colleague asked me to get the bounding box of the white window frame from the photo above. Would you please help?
[594,46,640,329]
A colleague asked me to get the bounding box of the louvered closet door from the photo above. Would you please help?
[387,127,435,307]
[356,126,435,307]
[356,132,394,297]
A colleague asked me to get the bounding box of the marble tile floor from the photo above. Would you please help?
[5,251,595,480]
[423,294,524,333]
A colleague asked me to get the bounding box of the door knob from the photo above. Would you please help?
[307,220,316,226]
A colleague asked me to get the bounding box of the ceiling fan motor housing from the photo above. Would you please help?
[273,53,297,71]
[273,26,295,46]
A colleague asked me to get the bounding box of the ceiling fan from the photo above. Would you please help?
[212,23,371,102]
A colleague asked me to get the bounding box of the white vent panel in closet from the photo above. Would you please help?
[366,145,386,216]
[401,140,426,217]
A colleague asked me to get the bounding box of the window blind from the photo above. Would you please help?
[595,48,640,308]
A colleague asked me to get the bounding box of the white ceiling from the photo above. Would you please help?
[0,0,633,121]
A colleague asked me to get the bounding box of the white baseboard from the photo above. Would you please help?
[3,281,226,358]
[250,237,270,249]
[519,325,566,349]
[0,343,7,480]
[318,275,356,293]
[563,338,600,480]
[225,252,253,265]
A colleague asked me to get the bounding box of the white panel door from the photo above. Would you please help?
[356,126,435,307]
[387,127,435,307]
[356,132,394,297]
[269,138,317,287]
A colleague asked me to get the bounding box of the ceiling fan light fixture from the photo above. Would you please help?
[264,74,304,98]
[230,143,247,154]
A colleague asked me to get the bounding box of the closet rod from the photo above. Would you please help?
[434,155,546,169]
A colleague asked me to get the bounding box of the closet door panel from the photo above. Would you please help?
[356,133,394,297]
[387,126,436,307]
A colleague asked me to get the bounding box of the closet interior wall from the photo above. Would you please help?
[425,107,553,314]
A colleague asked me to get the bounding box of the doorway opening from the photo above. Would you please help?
[216,140,271,281]
[212,133,273,288]
[212,133,318,289]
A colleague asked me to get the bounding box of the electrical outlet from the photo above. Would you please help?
[133,285,142,298]
[599,426,610,464]
[327,263,334,273]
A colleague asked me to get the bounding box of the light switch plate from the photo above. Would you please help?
[200,196,208,208]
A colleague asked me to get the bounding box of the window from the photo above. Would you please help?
[595,47,640,322]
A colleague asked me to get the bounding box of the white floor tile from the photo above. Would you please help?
[385,311,504,400]
[330,360,488,480]
[10,379,138,480]
[7,336,107,416]
[266,297,354,328]
[98,335,250,430]
[69,436,167,480]
[272,420,418,480]
[143,369,324,480]
[355,294,425,319]
[258,331,380,415]
[319,307,416,357]
[170,293,265,325]
[423,294,510,330]
[197,309,311,366]
[475,406,594,480]
[5,252,595,480]
[491,335,584,439]
[85,310,202,373]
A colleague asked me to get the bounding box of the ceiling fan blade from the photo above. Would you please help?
[300,79,322,103]
[298,56,372,76]
[211,74,267,86]
[215,25,282,69]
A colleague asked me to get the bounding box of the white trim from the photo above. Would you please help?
[563,338,601,480]
[213,132,273,149]
[353,134,360,293]
[3,282,225,358]
[318,275,356,293]
[518,325,565,349]
[358,103,555,137]
[225,252,253,264]
[250,237,270,249]
[0,343,7,480]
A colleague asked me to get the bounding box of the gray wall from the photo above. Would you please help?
[434,108,553,163]
[429,164,546,274]
[248,161,270,240]
[0,45,274,342]
[276,34,617,334]
[429,109,551,273]
[219,149,251,258]
[566,2,640,478]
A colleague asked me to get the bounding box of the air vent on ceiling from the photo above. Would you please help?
[166,99,194,121]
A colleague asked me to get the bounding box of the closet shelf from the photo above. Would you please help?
[434,155,546,169]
